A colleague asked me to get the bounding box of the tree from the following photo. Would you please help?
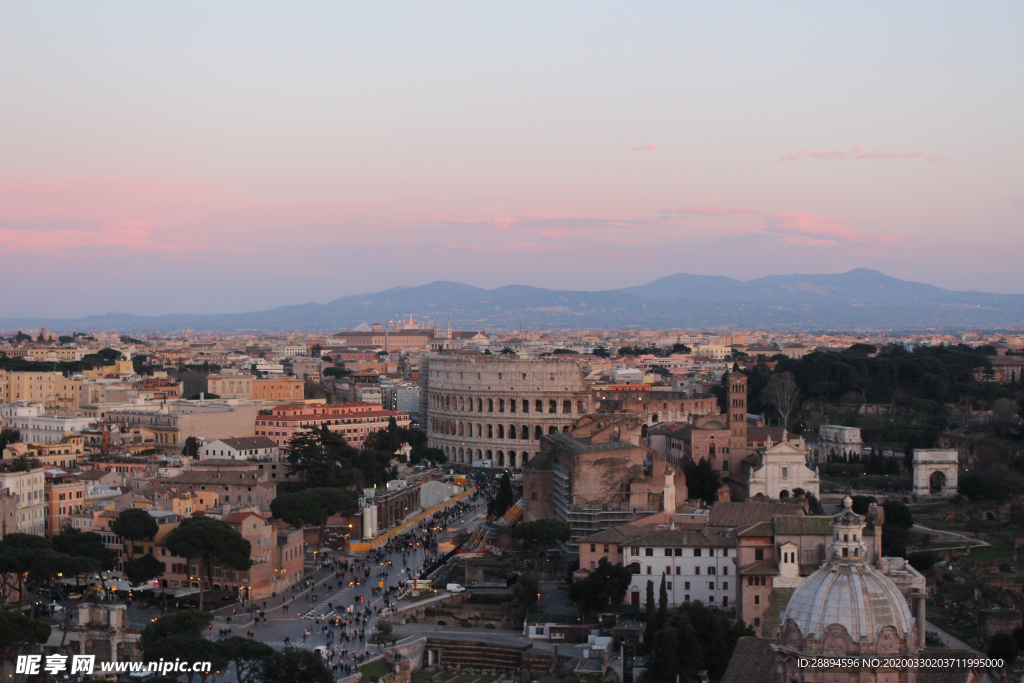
[285,426,362,488]
[683,458,721,504]
[123,554,168,608]
[0,427,20,452]
[762,371,801,429]
[593,346,610,358]
[0,610,51,659]
[112,507,159,557]
[959,472,986,501]
[657,575,668,631]
[140,610,227,683]
[374,618,394,641]
[569,557,633,613]
[182,436,200,457]
[512,572,540,611]
[254,647,333,683]
[851,495,878,515]
[988,632,1019,668]
[645,580,656,635]
[882,500,913,529]
[908,550,939,572]
[164,517,252,611]
[52,528,117,595]
[646,625,680,683]
[219,636,274,683]
[270,487,358,549]
[512,519,571,555]
[488,472,515,518]
[0,533,51,609]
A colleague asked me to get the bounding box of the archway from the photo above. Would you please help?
[497,451,504,467]
[509,451,516,468]
[930,470,946,494]
[779,490,790,500]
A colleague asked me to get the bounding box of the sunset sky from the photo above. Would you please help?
[2,2,1022,317]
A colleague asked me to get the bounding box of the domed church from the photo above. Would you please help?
[721,496,985,683]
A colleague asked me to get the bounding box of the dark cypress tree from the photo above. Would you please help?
[645,580,656,636]
[657,574,668,631]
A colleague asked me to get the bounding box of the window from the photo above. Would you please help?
[591,544,596,552]
[694,566,700,575]
[722,566,728,575]
[694,548,702,557]
[675,566,681,575]
[723,582,728,590]
[754,618,761,627]
[754,594,760,605]
[664,549,672,557]
[684,582,690,590]
[590,561,595,569]
[674,548,682,556]
[646,566,652,574]
[631,547,639,556]
[604,545,609,553]
[667,582,672,589]
[755,549,764,561]
[645,548,653,556]
[782,467,789,478]
[708,581,715,590]
[708,567,716,575]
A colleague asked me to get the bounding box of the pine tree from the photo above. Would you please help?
[645,580,656,636]
[657,574,668,631]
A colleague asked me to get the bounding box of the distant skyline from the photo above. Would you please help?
[2,2,1023,318]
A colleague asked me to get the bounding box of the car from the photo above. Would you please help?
[446,583,466,594]
[68,593,83,600]
[45,602,66,613]
[313,646,327,658]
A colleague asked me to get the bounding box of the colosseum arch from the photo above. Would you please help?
[458,423,464,436]
[521,425,529,440]
[549,426,558,435]
[497,451,504,466]
[508,451,516,468]
[535,426,543,440]
[497,424,504,439]
[508,424,516,439]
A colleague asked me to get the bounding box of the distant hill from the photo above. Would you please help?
[5,269,1024,333]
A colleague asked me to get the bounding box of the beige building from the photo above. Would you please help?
[0,465,47,535]
[424,355,593,467]
[106,400,260,453]
[207,375,254,399]
[0,371,82,411]
[24,347,87,362]
[252,378,303,403]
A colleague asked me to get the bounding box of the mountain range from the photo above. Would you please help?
[6,269,1024,333]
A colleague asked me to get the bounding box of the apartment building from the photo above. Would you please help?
[0,465,46,535]
[254,401,410,449]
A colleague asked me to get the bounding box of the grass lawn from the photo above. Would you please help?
[360,658,393,682]
[961,542,1015,564]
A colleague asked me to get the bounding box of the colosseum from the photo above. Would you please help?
[425,355,593,467]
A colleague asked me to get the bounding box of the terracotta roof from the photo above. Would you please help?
[719,637,775,683]
[708,501,804,528]
[736,521,775,537]
[738,559,779,576]
[772,515,832,536]
[748,425,785,442]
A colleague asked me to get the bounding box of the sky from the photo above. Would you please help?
[2,2,1023,318]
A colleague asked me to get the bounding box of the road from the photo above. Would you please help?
[199,493,489,681]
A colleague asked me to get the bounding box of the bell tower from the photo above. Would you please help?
[727,371,748,457]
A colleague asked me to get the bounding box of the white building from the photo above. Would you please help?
[741,440,820,501]
[3,411,96,444]
[817,425,863,461]
[620,526,737,608]
[0,466,47,535]
[200,436,280,461]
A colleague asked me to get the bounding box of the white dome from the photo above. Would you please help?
[781,561,914,640]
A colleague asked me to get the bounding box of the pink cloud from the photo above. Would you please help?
[779,149,805,162]
[491,216,518,232]
[765,211,905,244]
[631,144,656,151]
[0,220,213,255]
[538,227,573,239]
[858,149,924,160]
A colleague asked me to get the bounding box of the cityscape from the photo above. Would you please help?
[2,4,1022,683]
